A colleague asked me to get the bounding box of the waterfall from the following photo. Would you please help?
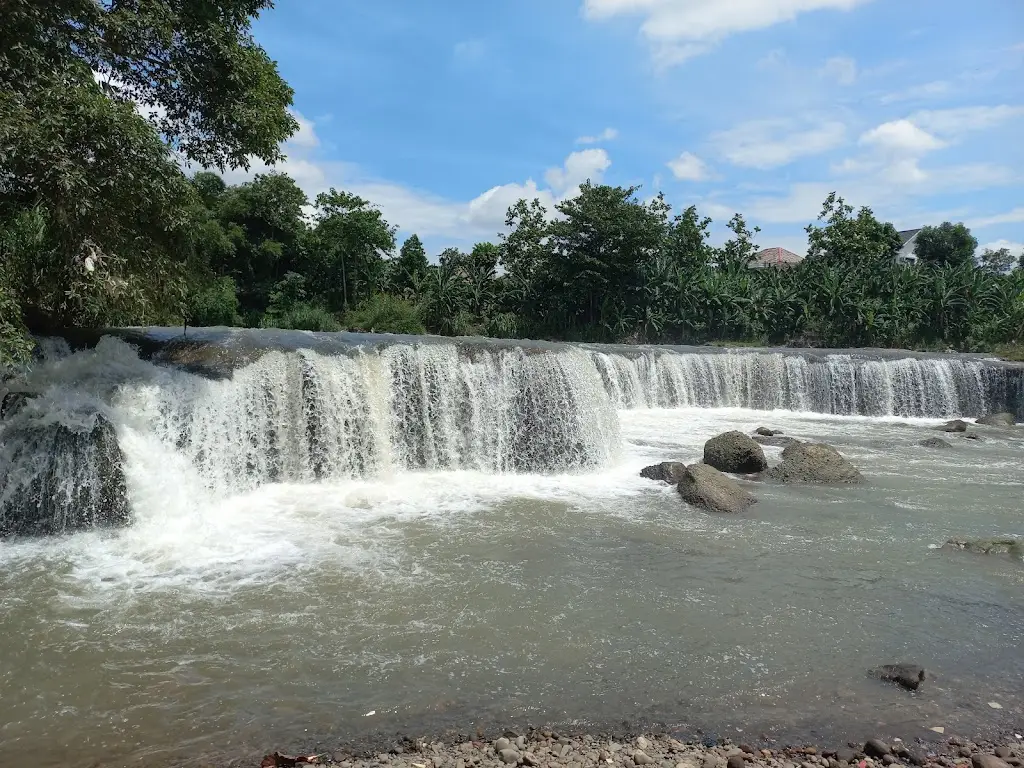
[591,350,1006,418]
[2,331,1022,536]
[114,341,622,497]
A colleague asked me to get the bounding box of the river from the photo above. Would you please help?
[0,331,1021,767]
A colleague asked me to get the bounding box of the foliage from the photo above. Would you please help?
[392,235,430,298]
[0,0,296,359]
[187,277,241,327]
[344,295,425,335]
[914,222,979,268]
[979,247,1016,275]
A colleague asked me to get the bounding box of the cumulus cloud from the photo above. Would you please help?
[582,0,871,65]
[667,151,710,180]
[214,114,613,244]
[576,127,619,144]
[543,148,612,195]
[858,119,945,154]
[977,239,1024,258]
[712,118,847,169]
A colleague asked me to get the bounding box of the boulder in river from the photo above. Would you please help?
[0,390,29,420]
[639,461,687,484]
[936,419,968,433]
[871,662,926,691]
[765,442,863,484]
[918,436,953,449]
[0,413,132,537]
[942,537,1023,559]
[976,412,1017,427]
[677,463,757,514]
[754,426,782,436]
[703,431,768,474]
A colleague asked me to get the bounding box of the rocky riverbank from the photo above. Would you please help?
[262,731,1024,768]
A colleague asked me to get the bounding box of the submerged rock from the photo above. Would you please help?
[754,426,781,436]
[639,461,687,484]
[871,662,926,691]
[0,390,29,420]
[0,413,132,537]
[942,537,1023,559]
[936,419,969,433]
[976,412,1017,427]
[919,436,953,449]
[703,431,768,474]
[765,442,863,484]
[677,463,757,514]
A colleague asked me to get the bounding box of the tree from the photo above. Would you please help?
[979,246,1016,275]
[805,193,901,268]
[308,190,396,311]
[0,0,296,361]
[393,234,429,298]
[715,213,760,272]
[914,222,978,268]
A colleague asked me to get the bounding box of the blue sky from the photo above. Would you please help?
[231,0,1024,258]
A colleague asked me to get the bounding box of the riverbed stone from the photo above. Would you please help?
[704,431,768,474]
[971,756,1011,768]
[677,462,757,514]
[765,442,863,484]
[873,662,926,690]
[865,741,891,758]
[994,749,1012,760]
[919,437,953,449]
[496,739,512,753]
[499,749,521,764]
[727,756,746,768]
[640,462,688,483]
[635,751,654,765]
[936,419,969,433]
[976,412,1017,427]
[755,426,782,436]
[753,434,803,448]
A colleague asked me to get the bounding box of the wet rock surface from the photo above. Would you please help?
[975,413,1017,427]
[640,462,688,484]
[942,538,1023,559]
[918,437,953,450]
[704,431,768,474]
[765,442,863,484]
[677,463,757,514]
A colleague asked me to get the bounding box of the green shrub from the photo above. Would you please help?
[345,294,425,335]
[188,276,241,327]
[262,302,341,332]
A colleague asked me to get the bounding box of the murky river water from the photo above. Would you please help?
[2,403,1022,767]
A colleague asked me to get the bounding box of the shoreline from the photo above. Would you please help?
[260,729,1024,768]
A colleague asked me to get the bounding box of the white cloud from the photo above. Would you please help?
[968,207,1024,229]
[858,119,945,154]
[215,114,613,244]
[712,118,847,169]
[667,151,710,180]
[288,111,320,149]
[910,105,1024,136]
[582,0,872,66]
[821,55,857,85]
[543,148,612,194]
[576,127,619,144]
[879,80,950,104]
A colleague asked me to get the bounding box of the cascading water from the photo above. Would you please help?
[592,349,1006,418]
[2,331,1022,536]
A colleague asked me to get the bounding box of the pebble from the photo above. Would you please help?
[866,742,892,759]
[638,738,651,751]
[496,739,512,753]
[995,750,1011,760]
[635,751,655,765]
[499,749,521,765]
[727,755,747,768]
[971,757,1011,768]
